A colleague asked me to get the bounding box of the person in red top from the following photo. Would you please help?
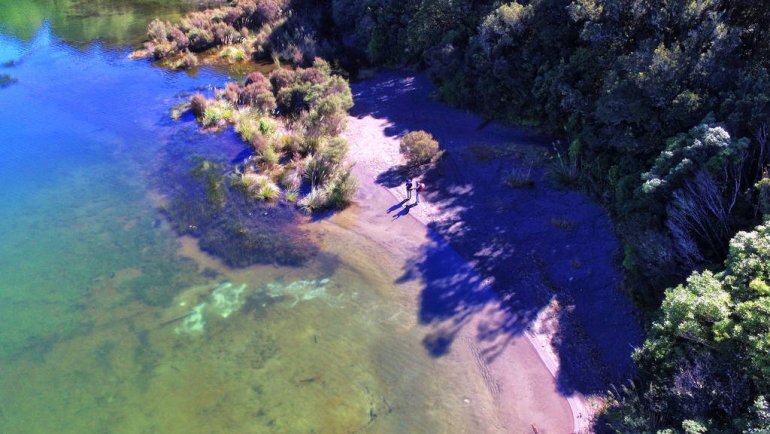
[415,181,425,205]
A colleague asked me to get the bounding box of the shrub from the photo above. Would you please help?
[269,68,296,92]
[504,164,534,188]
[304,155,334,187]
[298,188,328,213]
[285,187,299,203]
[276,85,310,115]
[176,51,199,69]
[202,106,224,127]
[245,71,269,86]
[190,93,208,118]
[239,81,269,104]
[257,182,280,201]
[400,130,441,166]
[253,91,277,113]
[325,166,357,209]
[219,46,246,62]
[258,144,279,166]
[258,118,275,135]
[222,82,242,103]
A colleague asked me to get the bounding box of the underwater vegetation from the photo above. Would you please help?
[158,154,319,267]
[0,73,18,88]
[175,278,335,335]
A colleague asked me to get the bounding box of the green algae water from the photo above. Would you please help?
[0,5,533,434]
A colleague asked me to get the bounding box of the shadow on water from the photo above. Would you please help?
[353,71,643,397]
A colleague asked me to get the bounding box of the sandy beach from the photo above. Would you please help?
[339,74,596,433]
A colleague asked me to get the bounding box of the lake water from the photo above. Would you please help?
[0,3,518,433]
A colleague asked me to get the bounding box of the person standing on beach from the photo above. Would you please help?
[405,178,413,201]
[415,182,425,205]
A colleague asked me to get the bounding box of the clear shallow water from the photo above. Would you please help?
[0,0,219,46]
[0,16,495,434]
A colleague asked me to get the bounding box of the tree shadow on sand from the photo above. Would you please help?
[354,71,643,399]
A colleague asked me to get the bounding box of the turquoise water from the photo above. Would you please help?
[0,15,502,434]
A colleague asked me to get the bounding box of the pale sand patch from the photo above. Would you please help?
[344,113,592,433]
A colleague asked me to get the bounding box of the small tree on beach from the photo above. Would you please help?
[400,130,441,166]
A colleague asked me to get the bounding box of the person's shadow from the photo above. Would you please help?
[387,200,408,214]
[392,203,414,220]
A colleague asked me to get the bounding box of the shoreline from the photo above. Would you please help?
[342,94,591,432]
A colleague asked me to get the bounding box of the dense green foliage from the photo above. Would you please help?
[332,0,770,305]
[399,130,441,166]
[604,223,770,432]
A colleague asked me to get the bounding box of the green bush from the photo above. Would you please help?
[399,130,441,166]
[605,224,770,432]
[258,144,279,167]
[257,182,280,201]
[326,166,357,209]
[298,188,328,213]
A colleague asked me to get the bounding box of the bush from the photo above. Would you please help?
[176,51,199,69]
[190,93,208,118]
[219,46,246,62]
[258,144,279,166]
[326,166,357,209]
[269,68,296,92]
[257,182,280,201]
[222,82,242,103]
[298,188,328,213]
[202,107,224,127]
[304,155,335,187]
[285,187,299,203]
[239,81,269,104]
[400,130,441,166]
[258,118,275,135]
[504,165,534,188]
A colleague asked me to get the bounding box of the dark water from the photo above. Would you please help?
[0,4,495,434]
